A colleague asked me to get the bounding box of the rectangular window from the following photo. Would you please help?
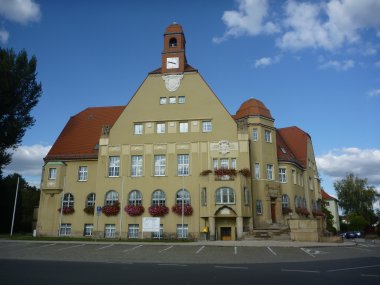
[84,224,93,237]
[265,130,272,143]
[169,96,176,104]
[48,168,57,180]
[154,155,166,176]
[60,223,71,236]
[104,224,116,238]
[309,176,314,190]
[279,168,286,183]
[201,187,207,206]
[266,164,273,180]
[176,224,188,239]
[108,156,120,177]
[134,123,143,135]
[78,166,88,181]
[178,96,185,104]
[254,163,260,179]
[128,224,139,239]
[213,158,218,170]
[152,224,164,239]
[220,158,229,169]
[160,97,167,105]
[202,121,212,132]
[131,155,143,177]
[231,158,237,169]
[325,201,330,207]
[292,169,297,184]
[252,128,258,141]
[244,187,250,206]
[156,122,165,134]
[179,122,188,133]
[178,154,189,176]
[256,200,263,215]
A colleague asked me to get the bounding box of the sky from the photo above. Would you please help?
[1,0,379,199]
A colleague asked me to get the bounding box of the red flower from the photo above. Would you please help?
[148,205,169,217]
[214,168,237,177]
[295,207,310,217]
[58,206,75,215]
[282,207,293,215]
[172,204,193,216]
[83,206,94,215]
[312,209,325,217]
[102,201,120,216]
[238,168,251,177]
[125,205,145,216]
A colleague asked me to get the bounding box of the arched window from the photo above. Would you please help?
[169,37,177,47]
[302,198,307,208]
[128,190,142,206]
[105,190,118,206]
[295,195,300,208]
[152,190,166,206]
[86,193,96,207]
[176,189,190,205]
[215,187,235,204]
[63,193,74,207]
[282,194,290,208]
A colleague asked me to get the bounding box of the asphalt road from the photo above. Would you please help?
[0,240,379,284]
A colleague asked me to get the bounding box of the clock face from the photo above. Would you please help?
[166,57,179,69]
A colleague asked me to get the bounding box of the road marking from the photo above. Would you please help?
[57,244,85,251]
[300,248,315,258]
[215,266,248,270]
[123,244,143,252]
[159,245,173,253]
[267,246,277,256]
[234,246,237,255]
[32,243,56,249]
[327,264,380,272]
[281,269,320,273]
[195,246,205,254]
[96,244,114,251]
[361,274,380,278]
[158,264,187,267]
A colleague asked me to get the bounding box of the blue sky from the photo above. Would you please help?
[1,0,379,198]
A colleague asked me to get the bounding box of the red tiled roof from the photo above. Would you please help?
[321,189,338,201]
[45,106,125,161]
[277,126,310,168]
[235,98,273,120]
[276,130,303,167]
[149,64,197,74]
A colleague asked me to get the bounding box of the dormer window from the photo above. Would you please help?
[169,37,177,47]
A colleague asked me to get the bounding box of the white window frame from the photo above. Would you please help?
[62,193,74,208]
[178,154,189,176]
[176,224,188,239]
[78,166,88,181]
[128,224,139,239]
[48,168,57,180]
[256,200,263,215]
[292,169,297,184]
[152,190,166,206]
[128,190,142,206]
[152,224,164,239]
[244,187,250,206]
[169,96,176,104]
[201,187,207,206]
[202,121,212,132]
[213,158,218,170]
[279,167,287,183]
[60,223,71,236]
[176,189,190,205]
[108,156,120,177]
[265,130,272,143]
[179,122,189,133]
[134,123,143,135]
[282,195,290,209]
[231,158,237,169]
[104,224,116,238]
[105,190,118,206]
[159,97,167,105]
[215,187,235,205]
[131,155,143,177]
[86,193,96,207]
[156,122,166,134]
[266,164,274,180]
[154,155,166,176]
[252,128,258,141]
[220,158,229,169]
[84,224,93,237]
[254,163,260,179]
[178,96,185,104]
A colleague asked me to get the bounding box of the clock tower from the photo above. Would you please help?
[161,22,187,74]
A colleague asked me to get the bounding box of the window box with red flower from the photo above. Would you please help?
[295,207,310,217]
[312,209,325,217]
[125,205,145,216]
[214,168,237,181]
[58,206,75,215]
[200,169,212,176]
[148,205,169,217]
[238,168,251,178]
[102,201,120,216]
[172,204,193,216]
[83,206,94,215]
[282,207,293,215]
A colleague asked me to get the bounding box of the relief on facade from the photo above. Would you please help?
[176,143,190,150]
[162,74,184,92]
[131,145,144,151]
[108,146,121,153]
[210,140,238,155]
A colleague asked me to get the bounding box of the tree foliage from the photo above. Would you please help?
[0,48,42,177]
[334,172,378,227]
[322,201,336,234]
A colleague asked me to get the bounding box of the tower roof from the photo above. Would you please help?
[164,22,184,34]
[235,98,273,120]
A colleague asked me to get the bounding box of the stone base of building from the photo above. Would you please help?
[288,218,323,242]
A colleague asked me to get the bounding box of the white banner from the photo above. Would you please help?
[142,217,160,232]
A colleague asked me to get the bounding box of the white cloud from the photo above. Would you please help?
[4,144,51,177]
[0,0,41,24]
[319,59,355,71]
[316,148,380,189]
[254,55,280,68]
[213,0,279,43]
[368,89,380,97]
[0,26,9,44]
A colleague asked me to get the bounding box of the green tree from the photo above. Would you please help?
[322,201,336,234]
[0,48,42,177]
[334,173,378,228]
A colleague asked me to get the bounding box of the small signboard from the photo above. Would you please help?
[142,217,160,232]
[96,206,102,216]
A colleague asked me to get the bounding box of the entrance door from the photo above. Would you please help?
[271,201,276,223]
[220,227,232,240]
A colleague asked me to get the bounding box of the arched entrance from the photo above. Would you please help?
[214,206,237,241]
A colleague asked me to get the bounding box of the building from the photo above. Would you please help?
[322,189,340,232]
[37,23,323,240]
